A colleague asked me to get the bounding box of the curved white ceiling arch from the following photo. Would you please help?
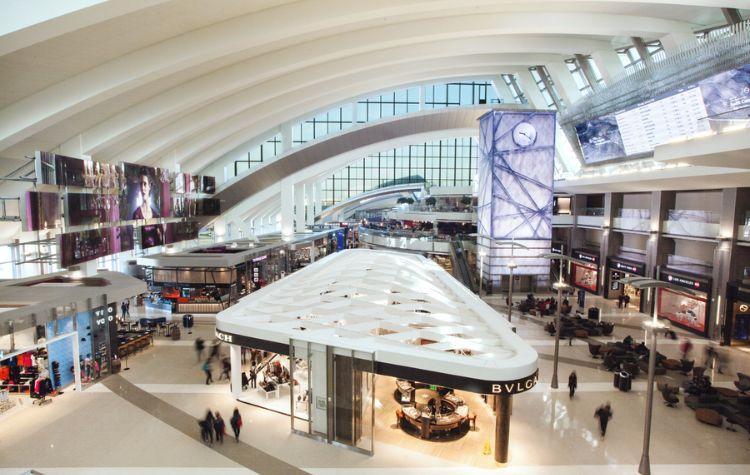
[63,34,611,161]
[177,66,521,174]
[114,53,563,166]
[0,7,699,153]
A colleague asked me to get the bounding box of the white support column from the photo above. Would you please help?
[280,180,294,237]
[281,123,293,153]
[590,49,624,85]
[419,84,426,110]
[659,33,697,55]
[230,344,242,399]
[350,102,357,125]
[544,61,582,106]
[491,77,516,104]
[314,181,324,216]
[294,182,306,233]
[72,334,82,392]
[305,183,315,226]
[515,69,549,110]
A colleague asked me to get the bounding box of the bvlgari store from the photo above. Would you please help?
[216,249,538,464]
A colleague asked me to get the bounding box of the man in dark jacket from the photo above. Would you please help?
[568,371,578,399]
[594,403,613,436]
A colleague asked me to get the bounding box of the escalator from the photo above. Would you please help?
[449,240,477,293]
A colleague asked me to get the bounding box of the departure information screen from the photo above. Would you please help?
[575,64,750,164]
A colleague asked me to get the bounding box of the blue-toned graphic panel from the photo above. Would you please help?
[478,110,555,241]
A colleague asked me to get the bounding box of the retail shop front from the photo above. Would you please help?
[1,272,146,412]
[656,268,712,337]
[722,280,750,346]
[138,230,343,313]
[216,249,538,463]
[605,257,647,312]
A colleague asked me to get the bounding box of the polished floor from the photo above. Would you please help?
[1,295,749,474]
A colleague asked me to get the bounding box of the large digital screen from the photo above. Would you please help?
[58,226,134,267]
[575,63,750,163]
[478,111,555,240]
[172,197,221,217]
[23,191,61,231]
[572,262,599,294]
[140,221,199,249]
[477,110,555,276]
[658,288,707,335]
[65,193,120,226]
[120,163,172,220]
[34,151,122,188]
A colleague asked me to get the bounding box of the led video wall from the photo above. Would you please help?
[477,110,555,276]
[575,63,750,164]
[140,221,200,249]
[58,226,134,267]
[32,152,219,267]
[23,191,60,231]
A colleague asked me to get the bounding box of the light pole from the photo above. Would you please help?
[478,249,486,296]
[539,253,588,389]
[507,261,517,323]
[616,277,695,475]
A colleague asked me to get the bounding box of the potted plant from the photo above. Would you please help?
[425,196,437,208]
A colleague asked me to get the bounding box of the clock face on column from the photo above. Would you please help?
[512,122,537,148]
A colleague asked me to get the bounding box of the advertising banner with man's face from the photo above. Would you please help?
[120,163,171,220]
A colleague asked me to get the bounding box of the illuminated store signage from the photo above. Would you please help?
[573,249,599,265]
[609,258,645,276]
[215,330,233,343]
[661,271,709,293]
[490,371,539,395]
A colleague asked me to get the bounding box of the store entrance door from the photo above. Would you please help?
[608,270,643,312]
[289,340,374,455]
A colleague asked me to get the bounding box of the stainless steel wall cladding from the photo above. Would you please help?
[560,20,750,128]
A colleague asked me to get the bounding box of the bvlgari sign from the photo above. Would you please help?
[490,370,539,395]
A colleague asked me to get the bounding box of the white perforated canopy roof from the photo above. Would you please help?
[216,249,537,382]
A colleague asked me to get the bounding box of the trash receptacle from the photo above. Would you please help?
[182,314,194,328]
[618,371,632,392]
[111,358,122,374]
[613,371,621,389]
[171,326,181,341]
[588,307,600,320]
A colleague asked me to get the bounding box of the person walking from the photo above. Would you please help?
[230,408,243,442]
[594,402,613,437]
[203,359,213,385]
[213,411,225,444]
[568,371,578,399]
[204,409,216,445]
[220,357,231,381]
[195,337,205,363]
[125,299,130,318]
[249,367,257,388]
[121,300,128,319]
[210,340,221,361]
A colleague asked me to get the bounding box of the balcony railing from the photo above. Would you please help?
[664,209,720,238]
[613,208,650,232]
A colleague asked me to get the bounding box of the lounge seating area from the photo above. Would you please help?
[683,368,750,435]
[544,315,614,340]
